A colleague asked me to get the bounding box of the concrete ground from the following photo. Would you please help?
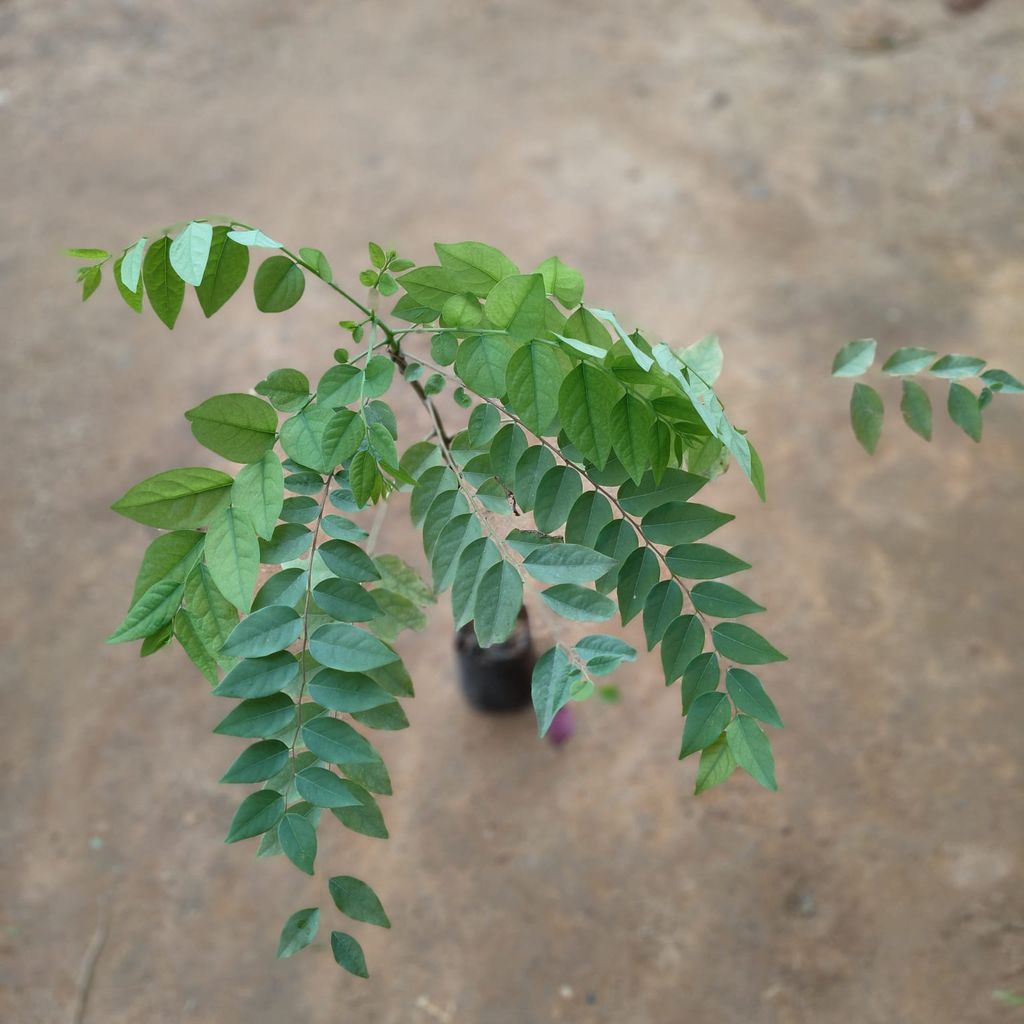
[2,1,1022,1021]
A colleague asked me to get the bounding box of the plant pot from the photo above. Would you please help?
[454,606,536,712]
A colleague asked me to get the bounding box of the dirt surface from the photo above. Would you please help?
[2,1,1023,1021]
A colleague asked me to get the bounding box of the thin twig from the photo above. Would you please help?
[70,895,111,1024]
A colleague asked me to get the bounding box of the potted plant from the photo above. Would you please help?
[67,220,1020,976]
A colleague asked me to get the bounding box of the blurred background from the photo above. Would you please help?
[2,1,1022,1021]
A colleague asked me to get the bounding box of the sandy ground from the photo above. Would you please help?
[1,1,1022,1021]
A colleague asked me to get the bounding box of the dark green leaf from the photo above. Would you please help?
[451,537,502,628]
[512,445,556,512]
[682,651,720,713]
[947,382,982,442]
[534,465,582,533]
[679,691,730,759]
[609,394,654,484]
[254,255,305,312]
[573,634,637,675]
[296,766,365,808]
[302,716,380,765]
[313,578,380,622]
[253,568,307,611]
[220,739,290,784]
[711,622,786,664]
[564,491,613,548]
[308,623,398,671]
[665,543,750,580]
[689,582,765,618]
[523,543,617,584]
[330,932,369,978]
[473,560,524,646]
[532,645,577,737]
[900,378,932,441]
[850,382,884,454]
[558,364,622,468]
[540,584,616,622]
[330,783,388,838]
[618,469,706,516]
[213,693,295,737]
[431,513,482,592]
[661,614,705,684]
[726,668,783,727]
[329,875,391,928]
[213,652,299,698]
[642,579,683,650]
[594,519,638,593]
[641,502,734,545]
[505,341,572,433]
[278,812,317,874]
[307,669,394,712]
[142,236,185,329]
[220,606,302,658]
[196,226,249,317]
[225,789,284,843]
[489,423,529,485]
[615,546,660,624]
[277,907,320,959]
[318,540,381,582]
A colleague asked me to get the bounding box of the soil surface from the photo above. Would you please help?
[2,1,1022,1022]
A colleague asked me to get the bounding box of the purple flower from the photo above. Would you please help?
[546,705,575,746]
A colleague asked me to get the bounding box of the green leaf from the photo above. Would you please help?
[307,670,394,713]
[881,346,936,375]
[422,489,470,558]
[679,335,723,385]
[512,446,556,512]
[363,356,395,398]
[533,466,582,533]
[142,236,186,329]
[665,543,750,580]
[277,908,320,959]
[254,255,305,313]
[436,241,518,297]
[711,623,786,664]
[66,247,110,259]
[609,394,655,484]
[451,537,501,628]
[318,539,380,583]
[183,564,238,655]
[302,716,380,765]
[79,264,102,302]
[279,406,333,473]
[589,308,654,371]
[563,307,612,351]
[295,766,365,808]
[531,646,577,737]
[329,875,391,928]
[259,524,313,564]
[679,691,730,759]
[317,363,364,408]
[213,652,299,698]
[220,739,290,784]
[129,530,204,605]
[173,612,218,681]
[184,393,278,464]
[107,579,183,643]
[573,634,637,675]
[564,491,613,548]
[536,256,584,307]
[617,469,706,516]
[441,292,486,331]
[113,255,143,312]
[473,560,524,647]
[615,546,660,624]
[726,667,783,727]
[255,368,310,412]
[278,812,317,875]
[347,450,379,508]
[594,519,639,593]
[253,567,307,610]
[330,932,369,978]
[523,543,617,584]
[641,502,734,545]
[225,789,285,843]
[643,579,683,650]
[725,715,777,790]
[398,265,458,309]
[900,378,932,441]
[313,578,380,622]
[694,735,736,794]
[831,338,877,377]
[489,423,528,486]
[980,368,1024,394]
[308,623,398,671]
[299,246,332,282]
[455,334,516,397]
[682,651,720,713]
[540,584,616,622]
[220,606,302,658]
[112,467,233,528]
[505,341,572,433]
[204,507,260,612]
[196,226,249,317]
[947,382,982,442]
[168,221,213,286]
[431,513,482,592]
[930,354,986,380]
[661,614,705,684]
[558,364,622,468]
[227,228,281,248]
[213,693,295,737]
[231,452,284,540]
[689,582,765,618]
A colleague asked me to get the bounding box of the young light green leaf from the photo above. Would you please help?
[947,382,982,442]
[689,582,765,618]
[299,246,332,282]
[850,382,884,454]
[255,368,310,412]
[523,543,617,584]
[540,584,616,622]
[220,606,302,658]
[726,667,783,727]
[113,256,143,312]
[120,236,147,293]
[436,241,518,297]
[308,623,398,672]
[473,560,524,647]
[112,467,233,529]
[143,236,186,329]
[725,715,777,790]
[831,338,877,377]
[483,274,546,340]
[330,932,369,978]
[679,335,723,385]
[881,346,936,375]
[278,813,317,875]
[231,452,284,540]
[205,506,260,612]
[226,228,281,248]
[532,645,577,737]
[225,790,285,843]
[506,341,572,433]
[254,255,305,313]
[455,335,516,398]
[711,622,786,664]
[66,247,110,259]
[169,221,214,286]
[329,875,391,928]
[900,378,932,441]
[277,908,320,959]
[220,739,290,784]
[196,226,250,317]
[185,393,278,464]
[694,735,736,794]
[106,579,183,644]
[679,691,730,759]
[128,530,204,604]
[536,256,584,307]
